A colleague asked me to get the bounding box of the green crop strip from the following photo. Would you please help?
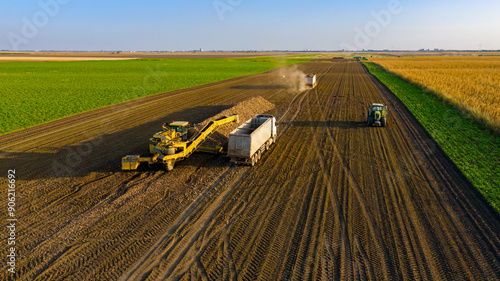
[0,56,309,135]
[363,62,500,213]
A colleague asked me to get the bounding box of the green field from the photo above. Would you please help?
[363,62,500,212]
[0,57,309,135]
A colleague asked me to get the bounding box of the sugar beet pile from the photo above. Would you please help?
[189,96,275,147]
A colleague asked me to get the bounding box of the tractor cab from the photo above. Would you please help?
[163,121,189,141]
[371,104,384,112]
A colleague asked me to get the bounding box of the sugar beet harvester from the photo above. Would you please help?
[122,114,239,171]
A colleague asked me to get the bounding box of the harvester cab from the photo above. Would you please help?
[148,121,189,155]
[163,121,189,141]
[367,103,388,127]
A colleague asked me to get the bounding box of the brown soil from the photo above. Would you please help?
[1,60,499,281]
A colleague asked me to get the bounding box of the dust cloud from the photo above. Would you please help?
[278,64,308,91]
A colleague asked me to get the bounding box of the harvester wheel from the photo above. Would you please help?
[165,160,175,171]
[381,117,387,127]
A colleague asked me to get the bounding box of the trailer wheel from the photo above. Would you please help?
[165,160,175,171]
[257,151,261,161]
[251,157,255,166]
[265,142,270,151]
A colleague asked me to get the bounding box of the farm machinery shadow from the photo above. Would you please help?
[231,85,293,90]
[291,120,366,129]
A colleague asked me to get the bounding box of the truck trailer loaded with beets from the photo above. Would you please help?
[228,114,277,166]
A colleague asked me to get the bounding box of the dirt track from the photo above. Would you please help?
[1,60,499,280]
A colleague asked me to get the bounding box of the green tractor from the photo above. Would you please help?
[367,103,388,127]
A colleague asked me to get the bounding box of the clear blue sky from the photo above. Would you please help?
[1,0,499,51]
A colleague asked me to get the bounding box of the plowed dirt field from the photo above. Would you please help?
[1,59,499,281]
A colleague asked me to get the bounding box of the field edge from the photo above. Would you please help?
[362,61,500,213]
[0,57,311,136]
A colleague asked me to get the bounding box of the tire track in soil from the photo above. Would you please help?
[193,60,500,281]
[119,166,250,280]
[119,66,323,280]
[24,171,157,280]
[189,63,338,281]
[359,62,500,280]
[0,62,316,278]
[185,68,326,280]
[2,60,500,281]
[118,65,324,279]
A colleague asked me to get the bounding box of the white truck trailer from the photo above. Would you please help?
[306,73,317,88]
[228,114,277,166]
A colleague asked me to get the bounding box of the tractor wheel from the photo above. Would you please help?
[165,160,175,171]
[381,117,387,127]
[367,117,373,126]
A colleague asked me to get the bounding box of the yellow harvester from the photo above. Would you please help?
[122,114,238,171]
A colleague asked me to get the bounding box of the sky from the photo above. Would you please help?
[1,0,499,51]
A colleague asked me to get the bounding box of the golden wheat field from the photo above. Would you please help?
[369,56,500,132]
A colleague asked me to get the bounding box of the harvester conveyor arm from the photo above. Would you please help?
[159,114,238,162]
